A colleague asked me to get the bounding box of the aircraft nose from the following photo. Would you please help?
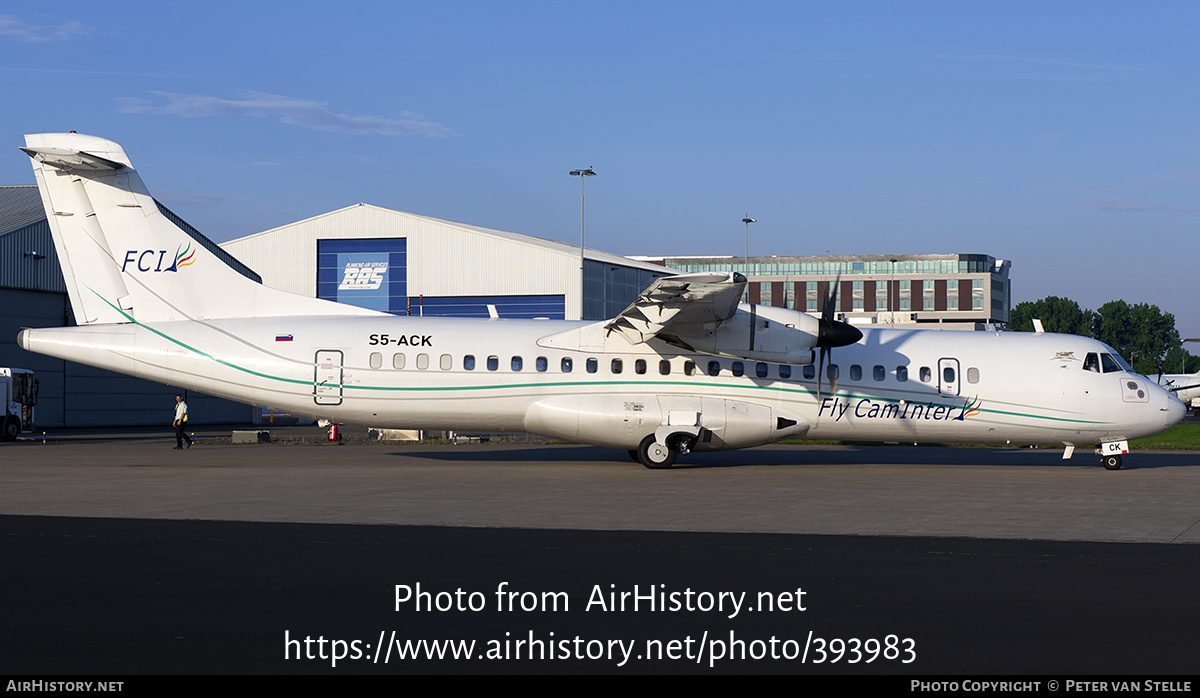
[1166,391,1187,427]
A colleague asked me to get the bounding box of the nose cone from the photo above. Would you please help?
[1165,392,1187,429]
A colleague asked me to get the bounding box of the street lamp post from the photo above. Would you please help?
[742,215,756,276]
[569,167,596,319]
[890,256,897,325]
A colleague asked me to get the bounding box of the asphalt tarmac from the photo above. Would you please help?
[2,429,1199,676]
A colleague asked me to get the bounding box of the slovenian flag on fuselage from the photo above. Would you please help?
[275,334,293,342]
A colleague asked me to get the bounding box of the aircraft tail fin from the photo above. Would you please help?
[23,132,378,324]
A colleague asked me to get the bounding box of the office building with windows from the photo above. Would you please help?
[633,253,1011,328]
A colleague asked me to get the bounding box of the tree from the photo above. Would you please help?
[1008,297,1094,336]
[1091,300,1181,375]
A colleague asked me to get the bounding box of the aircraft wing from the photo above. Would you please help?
[604,272,746,345]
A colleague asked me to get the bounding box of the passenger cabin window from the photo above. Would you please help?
[536,357,548,372]
[943,366,956,383]
[756,362,769,378]
[896,366,908,382]
[919,366,931,382]
[487,356,499,371]
[369,352,382,369]
[849,364,862,381]
[511,356,523,371]
[731,361,744,377]
[463,355,475,370]
[708,361,721,376]
[828,364,839,381]
[635,359,646,375]
[561,357,573,372]
[587,358,598,373]
[393,353,406,369]
[873,365,885,381]
[440,354,452,370]
[779,365,792,379]
[967,367,980,383]
[659,360,671,375]
[684,360,696,376]
[803,365,815,380]
[611,358,623,374]
[417,353,429,370]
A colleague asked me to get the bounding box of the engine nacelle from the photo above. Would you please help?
[678,304,820,365]
[524,394,810,451]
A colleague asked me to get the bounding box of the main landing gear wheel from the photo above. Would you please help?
[638,435,676,469]
[1102,454,1122,470]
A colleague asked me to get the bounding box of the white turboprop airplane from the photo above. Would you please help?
[1155,371,1200,411]
[17,133,1185,469]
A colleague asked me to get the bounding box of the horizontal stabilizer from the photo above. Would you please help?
[20,146,126,172]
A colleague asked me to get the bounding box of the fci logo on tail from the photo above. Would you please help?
[121,243,196,273]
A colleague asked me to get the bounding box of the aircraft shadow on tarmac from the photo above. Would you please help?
[390,444,1200,470]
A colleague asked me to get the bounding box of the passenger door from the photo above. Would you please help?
[314,350,344,406]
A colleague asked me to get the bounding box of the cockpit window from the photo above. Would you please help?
[1083,353,1099,373]
[1100,353,1125,373]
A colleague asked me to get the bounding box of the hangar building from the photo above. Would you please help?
[2,190,669,428]
[219,203,670,322]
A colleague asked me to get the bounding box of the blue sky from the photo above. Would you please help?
[3,2,1198,338]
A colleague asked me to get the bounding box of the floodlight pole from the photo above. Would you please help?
[569,167,596,319]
